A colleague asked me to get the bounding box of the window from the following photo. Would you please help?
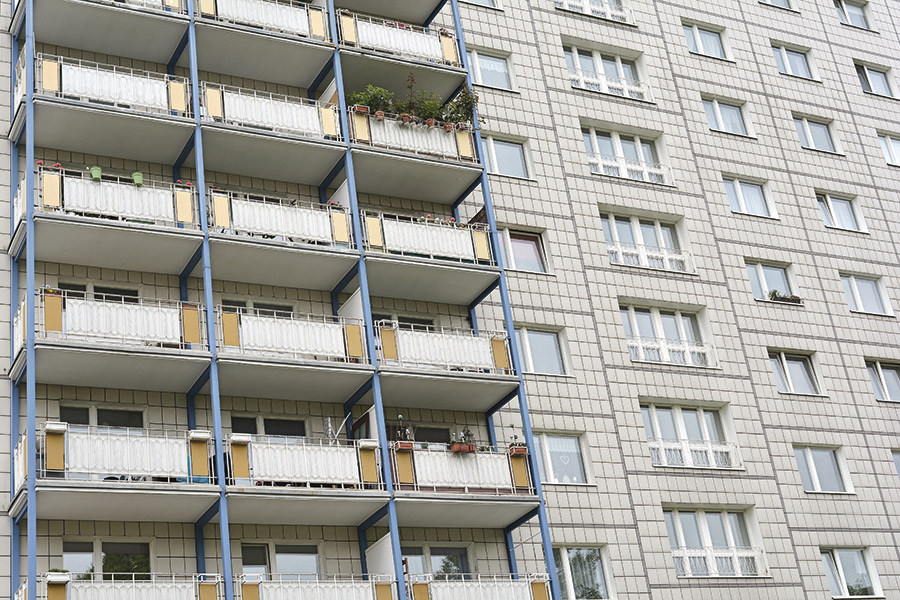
[866,360,900,402]
[841,274,889,314]
[794,116,837,152]
[553,547,612,599]
[769,351,821,395]
[619,305,711,366]
[682,24,727,59]
[253,302,293,317]
[232,415,306,437]
[599,213,689,272]
[500,230,547,272]
[242,544,269,578]
[663,509,760,577]
[92,286,139,303]
[463,0,496,6]
[582,127,668,184]
[274,545,319,581]
[892,451,900,477]
[59,405,143,430]
[702,98,749,135]
[760,0,791,9]
[794,447,849,492]
[878,133,900,165]
[563,45,648,101]
[771,45,812,78]
[723,177,773,217]
[413,426,451,444]
[821,549,880,597]
[401,546,470,580]
[856,63,892,96]
[484,137,528,178]
[533,433,587,484]
[745,261,796,301]
[516,327,565,374]
[467,49,512,89]
[817,193,862,231]
[640,404,735,468]
[101,542,151,580]
[833,0,870,28]
[63,541,95,575]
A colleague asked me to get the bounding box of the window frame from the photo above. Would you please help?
[682,23,729,60]
[239,541,323,578]
[483,135,530,179]
[855,62,892,97]
[599,212,690,273]
[553,546,614,599]
[793,116,840,153]
[467,48,514,91]
[400,543,474,580]
[877,132,900,165]
[663,508,762,577]
[866,360,900,402]
[533,432,589,485]
[619,305,711,366]
[840,273,891,316]
[516,326,567,375]
[820,548,882,598]
[793,446,853,494]
[581,126,669,184]
[833,0,871,29]
[562,44,650,102]
[768,351,823,395]
[702,97,751,136]
[817,192,864,232]
[723,176,776,218]
[500,228,550,273]
[58,403,146,430]
[744,260,797,302]
[62,538,155,578]
[771,44,814,79]
[640,403,738,469]
[230,414,307,438]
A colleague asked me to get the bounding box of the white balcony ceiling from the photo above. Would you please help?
[225,489,389,525]
[394,495,540,529]
[351,148,482,204]
[215,358,374,402]
[377,370,519,412]
[333,0,446,26]
[341,52,466,104]
[365,255,499,305]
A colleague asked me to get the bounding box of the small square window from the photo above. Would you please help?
[772,45,812,78]
[840,273,888,314]
[683,24,727,59]
[834,0,870,28]
[533,433,586,483]
[878,133,900,165]
[468,49,512,89]
[703,98,748,135]
[769,351,820,395]
[821,548,879,597]
[817,193,862,231]
[517,327,565,374]
[554,547,611,599]
[794,117,837,152]
[485,137,529,178]
[724,177,773,217]
[794,446,848,492]
[867,360,900,402]
[745,261,795,301]
[504,231,547,273]
[856,63,892,96]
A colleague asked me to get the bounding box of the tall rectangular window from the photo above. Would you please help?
[484,137,529,178]
[840,274,889,314]
[682,24,727,59]
[467,49,512,89]
[517,327,566,374]
[794,116,837,152]
[821,549,879,597]
[664,509,761,577]
[817,193,862,231]
[533,433,587,484]
[771,45,812,78]
[553,547,611,599]
[703,98,749,135]
[833,0,870,28]
[794,447,848,492]
[878,133,900,165]
[866,360,900,402]
[769,351,821,394]
[745,261,796,301]
[724,177,773,217]
[856,63,892,96]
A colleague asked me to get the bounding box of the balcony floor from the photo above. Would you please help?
[333,0,445,26]
[10,213,203,274]
[214,356,374,402]
[394,494,540,529]
[225,487,388,526]
[365,254,499,305]
[341,51,466,104]
[377,369,519,412]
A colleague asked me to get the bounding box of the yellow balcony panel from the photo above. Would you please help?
[334,0,444,26]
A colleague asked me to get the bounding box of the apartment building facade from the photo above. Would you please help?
[4,0,900,597]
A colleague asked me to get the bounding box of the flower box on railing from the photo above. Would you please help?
[508,445,528,456]
[450,442,476,454]
[393,440,414,452]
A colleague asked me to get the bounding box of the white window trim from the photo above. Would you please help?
[554,546,615,599]
[642,403,740,469]
[759,0,796,12]
[867,360,900,402]
[723,177,777,219]
[619,305,713,367]
[794,446,854,494]
[682,23,730,60]
[600,213,693,273]
[516,326,568,375]
[63,538,156,576]
[563,44,652,102]
[794,116,841,154]
[500,228,551,274]
[533,431,589,484]
[401,543,475,577]
[745,261,797,302]
[878,133,900,165]
[582,127,670,184]
[821,548,883,598]
[817,192,865,232]
[856,63,893,97]
[702,97,752,137]
[240,540,323,577]
[467,48,514,91]
[460,0,501,9]
[769,351,824,396]
[833,0,872,29]
[483,135,531,180]
[840,273,893,316]
[771,44,815,79]
[664,509,764,577]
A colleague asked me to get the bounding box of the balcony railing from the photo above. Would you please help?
[14,51,25,110]
[362,211,494,265]
[208,189,351,247]
[587,151,672,185]
[375,321,512,375]
[349,111,478,163]
[671,546,765,577]
[199,0,328,40]
[390,444,533,494]
[27,573,223,600]
[18,167,198,229]
[568,68,651,101]
[554,0,633,23]
[201,82,340,139]
[647,438,739,469]
[407,574,550,600]
[338,12,461,67]
[216,307,366,363]
[226,435,380,487]
[35,54,191,117]
[234,575,395,600]
[607,241,693,273]
[14,424,214,493]
[21,289,206,351]
[626,336,714,367]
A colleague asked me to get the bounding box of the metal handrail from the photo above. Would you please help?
[587,151,672,185]
[361,210,494,265]
[568,68,652,101]
[554,0,634,23]
[201,0,327,40]
[30,573,224,600]
[647,438,740,469]
[626,335,715,367]
[409,573,550,585]
[338,11,461,67]
[606,240,693,273]
[670,546,765,577]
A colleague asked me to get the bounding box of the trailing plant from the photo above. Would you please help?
[346,85,394,113]
[443,85,481,125]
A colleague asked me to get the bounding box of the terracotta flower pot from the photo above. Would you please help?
[509,446,528,455]
[425,118,437,128]
[394,441,415,452]
[451,443,475,453]
[443,122,454,132]
[400,114,411,124]
[375,110,385,121]
[353,105,369,114]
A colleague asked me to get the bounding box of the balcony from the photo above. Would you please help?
[362,211,499,304]
[647,438,740,469]
[569,69,652,102]
[349,112,482,204]
[375,322,518,411]
[10,290,211,392]
[202,189,357,290]
[390,444,538,528]
[225,436,388,525]
[555,0,634,24]
[626,336,715,367]
[587,151,673,185]
[13,54,195,164]
[11,424,219,522]
[671,546,765,577]
[407,575,550,600]
[22,574,224,600]
[234,575,395,600]
[10,167,203,274]
[214,307,373,402]
[606,241,694,274]
[198,83,345,183]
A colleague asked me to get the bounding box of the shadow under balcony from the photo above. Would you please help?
[213,307,373,401]
[333,0,444,26]
[10,167,203,274]
[375,322,518,412]
[10,423,219,522]
[12,54,195,164]
[388,443,539,528]
[362,211,499,305]
[10,290,211,392]
[224,435,388,525]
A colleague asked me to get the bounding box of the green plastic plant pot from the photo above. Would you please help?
[89,166,102,181]
[131,171,144,186]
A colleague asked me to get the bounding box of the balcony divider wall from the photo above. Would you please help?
[8,0,561,598]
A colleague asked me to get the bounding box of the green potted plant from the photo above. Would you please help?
[346,85,394,116]
[450,426,476,453]
[89,166,102,181]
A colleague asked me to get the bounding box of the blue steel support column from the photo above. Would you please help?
[325,3,407,597]
[448,1,560,596]
[185,1,234,594]
[9,32,21,595]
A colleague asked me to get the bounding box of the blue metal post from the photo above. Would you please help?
[449,1,560,597]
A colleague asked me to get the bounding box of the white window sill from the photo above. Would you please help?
[506,268,556,277]
[590,171,677,188]
[652,463,745,472]
[777,71,822,84]
[488,172,539,183]
[631,359,720,370]
[799,145,846,157]
[459,0,504,11]
[571,84,656,105]
[849,309,895,318]
[754,297,804,307]
[541,481,597,488]
[608,261,698,277]
[473,83,520,95]
[554,5,637,27]
[759,0,801,14]
[862,89,898,101]
[687,50,736,64]
[730,210,780,221]
[832,596,885,600]
[708,128,757,140]
[823,224,868,235]
[839,21,877,33]
[875,397,900,403]
[522,371,576,379]
[776,391,829,398]
[676,575,772,580]
[803,490,856,496]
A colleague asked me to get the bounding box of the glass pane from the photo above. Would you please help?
[659,224,678,249]
[786,356,819,394]
[772,47,787,73]
[831,197,859,229]
[620,138,639,161]
[810,448,845,492]
[845,2,868,27]
[786,50,811,78]
[546,435,586,483]
[619,309,634,338]
[740,181,769,216]
[682,409,703,441]
[639,222,659,247]
[821,552,844,597]
[659,312,680,341]
[770,355,789,393]
[794,447,815,491]
[578,50,595,75]
[264,419,305,437]
[762,265,791,296]
[682,315,701,342]
[893,451,900,477]
[794,118,810,147]
[842,276,859,311]
[706,512,729,547]
[655,407,678,440]
[231,416,258,435]
[867,363,886,401]
[719,103,747,135]
[818,197,835,227]
[703,100,718,129]
[678,512,702,547]
[808,121,835,152]
[101,542,150,579]
[834,0,848,22]
[728,513,750,547]
[600,55,619,79]
[641,406,656,440]
[242,545,269,576]
[747,264,764,299]
[595,132,615,156]
[492,140,528,178]
[836,549,874,595]
[704,411,724,441]
[533,435,548,482]
[615,217,635,244]
[430,547,469,578]
[401,547,427,577]
[698,29,725,58]
[59,406,90,426]
[600,216,613,242]
[582,129,595,154]
[509,234,545,272]
[633,309,656,338]
[882,365,900,401]
[640,140,658,163]
[63,541,95,575]
[683,26,698,53]
[274,545,318,580]
[620,59,637,80]
[856,64,872,92]
[566,548,609,599]
[553,549,570,600]
[526,330,565,374]
[880,135,893,163]
[96,409,142,429]
[478,54,511,89]
[663,511,679,547]
[724,179,741,211]
[891,138,900,164]
[855,277,885,313]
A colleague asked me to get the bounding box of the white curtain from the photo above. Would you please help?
[239,315,346,358]
[65,177,174,222]
[65,299,182,345]
[14,438,26,493]
[249,442,359,484]
[67,431,189,478]
[370,119,458,158]
[429,581,531,600]
[414,451,511,490]
[69,582,195,600]
[216,0,310,35]
[61,63,169,110]
[395,329,493,370]
[222,90,321,136]
[258,581,373,600]
[382,220,474,261]
[231,198,333,242]
[356,20,443,62]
